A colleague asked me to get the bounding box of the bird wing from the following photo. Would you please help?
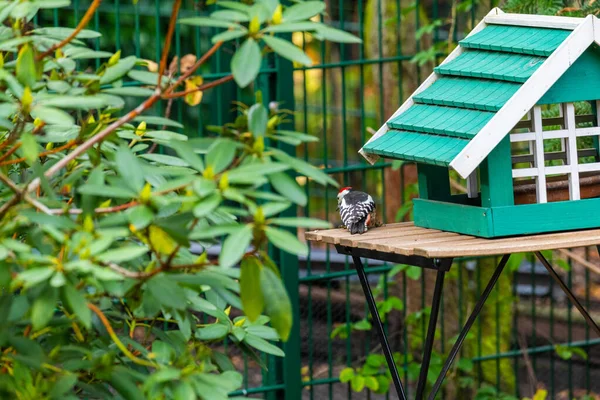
[339,192,375,226]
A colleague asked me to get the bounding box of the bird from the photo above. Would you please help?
[337,187,376,235]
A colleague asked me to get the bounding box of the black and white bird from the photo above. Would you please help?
[337,187,376,235]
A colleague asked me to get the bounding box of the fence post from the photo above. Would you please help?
[267,37,302,400]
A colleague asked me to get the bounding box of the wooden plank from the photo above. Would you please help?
[413,198,493,237]
[538,47,600,104]
[417,163,451,201]
[434,51,544,83]
[387,234,479,256]
[484,13,583,30]
[353,231,459,253]
[416,228,600,258]
[532,106,547,203]
[337,226,428,248]
[564,103,580,200]
[460,25,570,56]
[359,7,504,165]
[480,136,514,207]
[450,16,595,179]
[304,222,414,244]
[491,197,600,236]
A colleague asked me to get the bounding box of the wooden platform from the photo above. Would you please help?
[305,222,600,258]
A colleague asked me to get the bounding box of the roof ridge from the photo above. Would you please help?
[485,13,585,31]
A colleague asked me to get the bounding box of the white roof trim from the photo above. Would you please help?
[595,14,600,41]
[484,13,584,30]
[358,7,505,165]
[450,15,597,179]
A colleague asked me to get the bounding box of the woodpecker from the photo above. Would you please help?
[337,187,376,235]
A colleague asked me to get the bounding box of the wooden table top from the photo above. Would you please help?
[305,222,600,258]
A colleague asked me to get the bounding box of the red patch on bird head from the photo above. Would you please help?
[338,186,352,194]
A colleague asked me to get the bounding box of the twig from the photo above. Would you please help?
[163,41,224,96]
[157,0,182,84]
[0,143,21,163]
[0,171,52,215]
[162,74,234,99]
[37,0,103,60]
[49,200,139,215]
[87,303,157,368]
[557,248,600,275]
[0,140,77,167]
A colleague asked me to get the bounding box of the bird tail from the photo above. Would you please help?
[348,221,367,235]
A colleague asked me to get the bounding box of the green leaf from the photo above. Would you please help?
[20,132,38,164]
[457,358,473,372]
[231,38,261,88]
[133,115,183,129]
[16,44,36,88]
[315,25,362,43]
[115,145,144,192]
[170,141,204,172]
[211,9,250,22]
[350,375,365,392]
[96,245,149,263]
[31,106,74,125]
[244,333,284,357]
[173,381,195,400]
[141,153,189,167]
[178,17,240,28]
[196,323,230,340]
[38,95,112,110]
[16,267,54,289]
[193,178,217,197]
[78,184,137,199]
[247,102,268,136]
[30,287,57,330]
[269,172,307,206]
[211,29,248,44]
[193,193,222,218]
[49,374,78,398]
[268,217,331,229]
[128,205,154,230]
[260,267,292,341]
[240,257,264,321]
[33,27,101,39]
[364,376,379,391]
[206,139,236,174]
[263,21,319,33]
[146,274,187,310]
[100,56,137,85]
[262,35,312,66]
[228,162,289,183]
[63,284,91,329]
[339,367,355,383]
[109,367,145,400]
[271,149,337,186]
[127,70,170,87]
[282,1,326,22]
[144,130,188,141]
[220,225,253,268]
[265,226,308,256]
[101,87,155,97]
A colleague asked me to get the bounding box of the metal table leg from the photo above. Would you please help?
[534,251,600,337]
[427,254,511,400]
[352,255,408,400]
[415,267,447,400]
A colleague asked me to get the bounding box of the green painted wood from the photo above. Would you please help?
[413,77,520,112]
[362,130,469,166]
[538,46,600,104]
[480,136,514,207]
[490,197,600,237]
[434,51,546,83]
[413,199,493,237]
[387,105,494,138]
[460,25,570,56]
[417,163,451,201]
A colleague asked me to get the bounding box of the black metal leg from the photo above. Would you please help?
[534,251,600,337]
[427,254,511,400]
[352,255,408,400]
[415,268,446,400]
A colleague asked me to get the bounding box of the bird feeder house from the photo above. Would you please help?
[361,10,600,238]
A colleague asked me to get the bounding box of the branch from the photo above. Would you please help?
[162,74,234,99]
[157,0,182,84]
[37,0,103,60]
[0,140,77,167]
[0,143,21,163]
[0,171,52,215]
[163,41,224,96]
[87,303,157,368]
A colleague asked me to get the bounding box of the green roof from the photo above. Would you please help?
[362,23,573,166]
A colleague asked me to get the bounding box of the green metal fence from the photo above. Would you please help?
[40,1,600,399]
